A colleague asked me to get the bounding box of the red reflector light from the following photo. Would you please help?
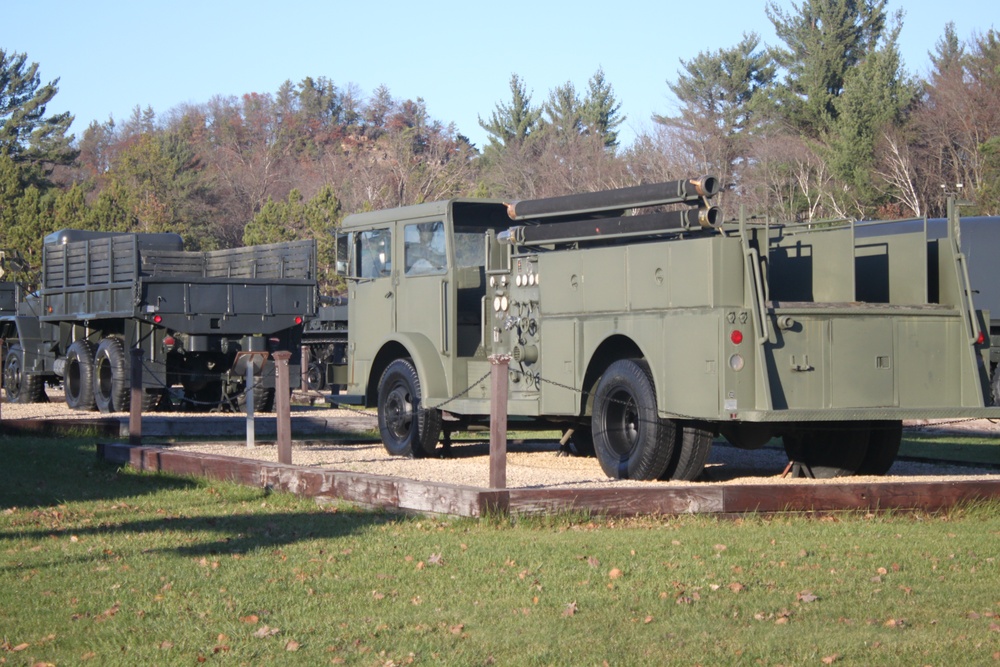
[731,330,743,345]
[153,314,162,324]
[294,316,303,325]
[163,336,175,347]
[977,331,986,345]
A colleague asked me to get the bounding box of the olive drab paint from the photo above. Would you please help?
[333,179,999,479]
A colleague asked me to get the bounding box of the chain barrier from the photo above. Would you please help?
[138,359,278,411]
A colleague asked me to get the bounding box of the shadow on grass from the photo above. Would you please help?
[0,434,198,510]
[0,506,393,567]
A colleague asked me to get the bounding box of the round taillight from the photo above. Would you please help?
[294,316,303,325]
[163,336,175,347]
[153,314,162,324]
[977,331,986,345]
[731,330,743,345]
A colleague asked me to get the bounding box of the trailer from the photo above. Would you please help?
[2,230,317,413]
[329,178,998,480]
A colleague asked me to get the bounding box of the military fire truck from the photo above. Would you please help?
[330,176,999,481]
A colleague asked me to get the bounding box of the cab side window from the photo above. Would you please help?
[404,221,446,276]
[356,229,392,279]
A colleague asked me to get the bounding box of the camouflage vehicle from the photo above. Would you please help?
[2,230,317,412]
[332,178,997,480]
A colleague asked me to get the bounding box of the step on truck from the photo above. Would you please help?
[331,177,998,480]
[3,230,317,413]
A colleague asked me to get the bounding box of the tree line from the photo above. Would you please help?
[2,1,999,293]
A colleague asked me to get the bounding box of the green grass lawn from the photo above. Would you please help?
[2,433,999,666]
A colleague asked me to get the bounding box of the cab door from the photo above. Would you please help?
[347,227,395,395]
[396,219,450,357]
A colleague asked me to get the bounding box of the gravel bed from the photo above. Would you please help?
[4,392,999,489]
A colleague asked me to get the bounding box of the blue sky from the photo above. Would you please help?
[2,0,996,150]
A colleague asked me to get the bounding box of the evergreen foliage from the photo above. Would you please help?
[0,49,77,169]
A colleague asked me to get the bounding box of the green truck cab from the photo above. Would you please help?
[334,179,997,481]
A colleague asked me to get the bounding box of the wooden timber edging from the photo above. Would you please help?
[97,442,1000,518]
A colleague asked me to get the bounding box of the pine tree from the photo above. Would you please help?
[657,33,776,189]
[766,0,889,138]
[543,82,583,140]
[478,74,542,153]
[0,49,77,169]
[581,68,625,149]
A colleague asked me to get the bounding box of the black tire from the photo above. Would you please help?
[377,358,441,458]
[782,422,870,478]
[94,337,130,414]
[237,382,276,413]
[3,344,48,404]
[662,422,714,481]
[305,362,326,391]
[857,420,903,476]
[64,340,97,411]
[592,359,675,480]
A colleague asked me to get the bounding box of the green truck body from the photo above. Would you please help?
[334,178,998,481]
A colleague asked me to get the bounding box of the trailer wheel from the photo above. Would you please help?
[661,422,714,481]
[305,362,326,391]
[377,358,441,458]
[782,422,870,478]
[94,337,130,414]
[65,340,97,411]
[3,344,48,404]
[856,420,902,475]
[592,359,675,480]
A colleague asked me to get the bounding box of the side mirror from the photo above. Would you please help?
[335,231,350,277]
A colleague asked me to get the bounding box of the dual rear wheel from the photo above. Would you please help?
[65,337,162,413]
[591,359,713,481]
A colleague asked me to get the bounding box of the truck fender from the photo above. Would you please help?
[372,332,449,404]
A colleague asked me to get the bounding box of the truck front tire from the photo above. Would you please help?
[377,358,441,458]
[3,344,48,404]
[65,340,97,411]
[592,359,675,480]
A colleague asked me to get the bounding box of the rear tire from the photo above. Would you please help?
[662,422,714,481]
[65,340,97,411]
[3,344,48,404]
[377,358,441,458]
[782,422,870,478]
[592,359,675,480]
[94,337,130,414]
[856,421,903,475]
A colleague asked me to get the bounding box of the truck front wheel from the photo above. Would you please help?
[592,359,675,480]
[3,344,48,404]
[65,340,97,411]
[94,337,130,414]
[377,358,441,458]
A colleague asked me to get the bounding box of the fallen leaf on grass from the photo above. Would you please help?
[159,641,173,650]
[253,625,280,638]
[729,582,745,593]
[608,568,623,580]
[797,591,819,603]
[240,614,259,624]
[563,602,578,617]
[11,643,29,651]
[285,640,300,651]
[450,624,464,635]
[644,615,654,624]
[821,653,840,664]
